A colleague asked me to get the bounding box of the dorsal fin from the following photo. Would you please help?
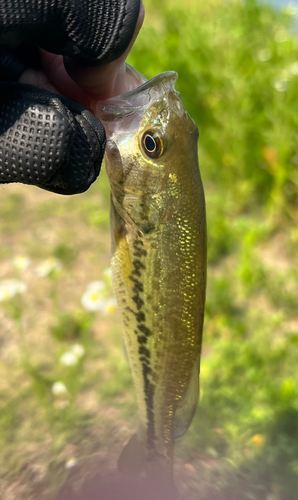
[174,355,201,438]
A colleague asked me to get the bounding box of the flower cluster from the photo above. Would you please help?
[35,258,62,278]
[51,381,69,410]
[52,381,68,396]
[60,344,85,367]
[0,279,27,302]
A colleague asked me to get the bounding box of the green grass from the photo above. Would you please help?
[1,0,298,499]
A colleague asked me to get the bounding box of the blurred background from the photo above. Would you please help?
[1,0,298,498]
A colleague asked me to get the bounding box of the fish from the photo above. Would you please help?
[96,66,206,483]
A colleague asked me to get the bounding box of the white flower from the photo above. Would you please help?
[65,458,77,469]
[81,291,106,312]
[86,281,105,292]
[70,344,85,359]
[60,346,85,366]
[52,381,68,396]
[60,352,78,366]
[103,298,117,315]
[80,280,117,312]
[13,255,31,272]
[35,258,62,278]
[257,49,272,62]
[81,281,106,311]
[0,279,27,302]
[272,79,287,92]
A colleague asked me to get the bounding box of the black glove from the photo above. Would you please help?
[0,0,140,194]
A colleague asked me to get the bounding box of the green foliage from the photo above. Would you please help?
[50,310,92,342]
[128,0,298,217]
[53,243,77,266]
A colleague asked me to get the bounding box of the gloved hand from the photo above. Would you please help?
[0,0,142,195]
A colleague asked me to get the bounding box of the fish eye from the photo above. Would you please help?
[141,130,164,159]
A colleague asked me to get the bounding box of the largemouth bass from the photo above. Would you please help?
[96,67,206,482]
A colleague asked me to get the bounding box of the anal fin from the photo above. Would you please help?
[174,355,201,439]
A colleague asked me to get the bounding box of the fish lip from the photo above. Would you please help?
[96,66,178,123]
[110,65,178,101]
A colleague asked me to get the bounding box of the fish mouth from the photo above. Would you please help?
[116,65,178,100]
[95,65,178,123]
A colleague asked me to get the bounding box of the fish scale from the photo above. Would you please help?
[97,68,206,482]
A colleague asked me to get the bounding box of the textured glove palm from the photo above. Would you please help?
[0,0,140,194]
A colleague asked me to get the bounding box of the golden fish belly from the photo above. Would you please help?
[110,168,206,467]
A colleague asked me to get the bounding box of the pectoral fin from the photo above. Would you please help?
[174,355,201,438]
